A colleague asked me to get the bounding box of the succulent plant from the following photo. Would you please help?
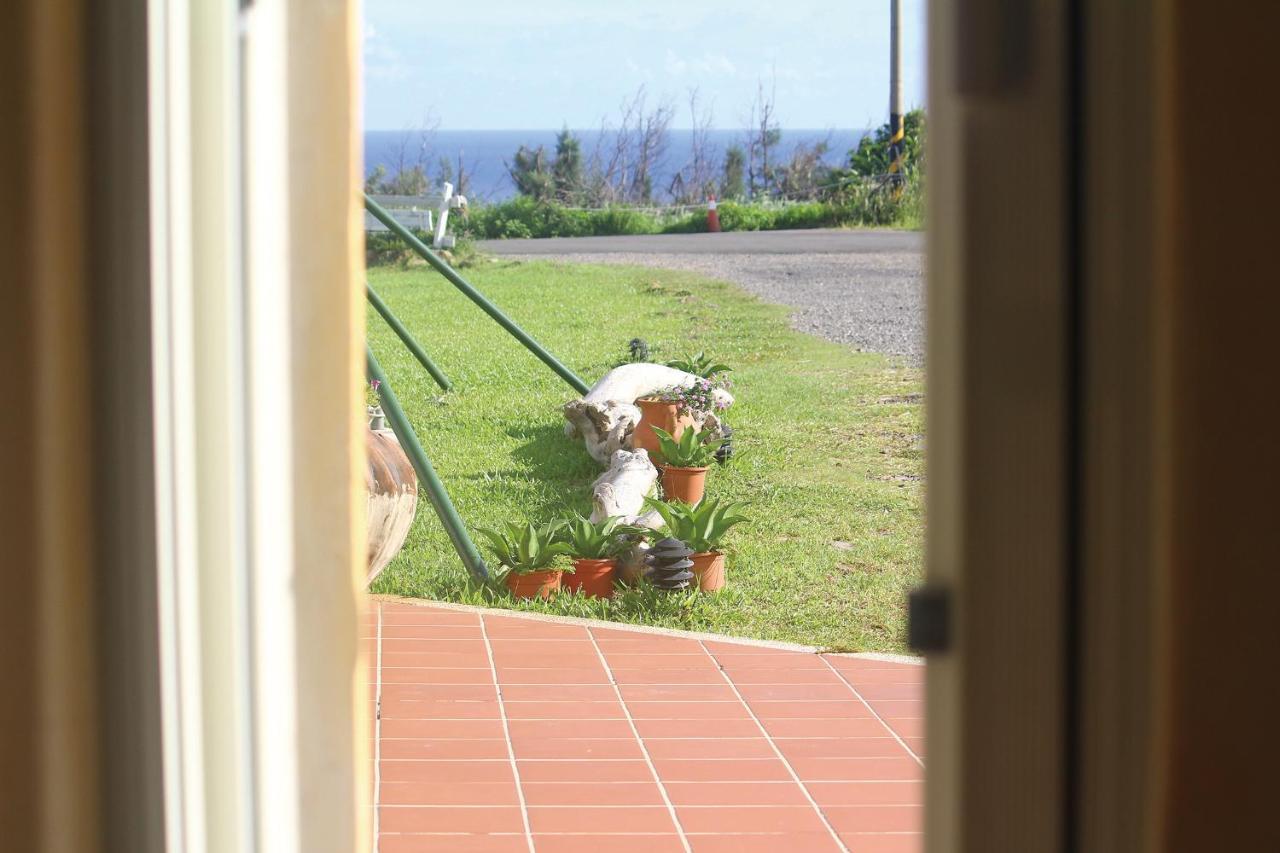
[666,351,731,378]
[476,520,573,576]
[644,537,695,590]
[642,496,750,553]
[650,425,724,469]
[558,513,639,559]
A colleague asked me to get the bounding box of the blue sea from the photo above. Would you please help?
[364,129,867,203]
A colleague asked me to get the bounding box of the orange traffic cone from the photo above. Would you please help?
[706,196,721,232]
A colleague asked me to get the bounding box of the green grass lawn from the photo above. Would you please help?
[367,259,924,652]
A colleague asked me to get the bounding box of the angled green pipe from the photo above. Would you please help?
[366,346,489,582]
[366,282,452,391]
[364,193,591,395]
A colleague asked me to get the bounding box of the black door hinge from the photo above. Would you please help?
[908,585,952,654]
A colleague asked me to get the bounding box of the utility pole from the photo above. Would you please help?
[888,0,905,186]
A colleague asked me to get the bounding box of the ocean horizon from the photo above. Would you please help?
[364,128,868,203]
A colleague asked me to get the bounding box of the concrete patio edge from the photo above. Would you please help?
[368,593,923,665]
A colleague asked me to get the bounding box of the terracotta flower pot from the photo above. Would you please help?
[689,551,726,592]
[634,397,695,458]
[563,557,616,599]
[505,569,562,600]
[661,465,709,505]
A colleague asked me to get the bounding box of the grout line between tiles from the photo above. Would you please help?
[586,626,693,853]
[697,640,852,853]
[478,613,537,853]
[372,602,383,853]
[818,656,924,766]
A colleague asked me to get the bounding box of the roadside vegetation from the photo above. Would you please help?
[366,80,925,240]
[366,261,924,652]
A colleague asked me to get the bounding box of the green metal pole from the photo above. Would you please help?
[364,193,591,395]
[366,282,452,391]
[366,346,489,582]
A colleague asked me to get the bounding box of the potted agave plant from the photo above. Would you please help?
[650,425,725,505]
[558,514,637,599]
[477,520,572,600]
[643,497,749,592]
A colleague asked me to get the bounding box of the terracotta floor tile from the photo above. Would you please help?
[788,757,923,782]
[379,668,496,686]
[502,701,625,721]
[526,805,678,834]
[378,698,500,720]
[735,684,856,701]
[641,737,777,760]
[902,737,925,756]
[378,684,496,701]
[381,626,485,641]
[702,640,808,656]
[866,700,924,720]
[499,685,618,702]
[378,805,526,834]
[510,737,644,760]
[506,719,635,740]
[675,805,831,834]
[807,781,924,806]
[371,604,929,853]
[688,832,845,853]
[838,834,923,853]
[710,654,830,670]
[495,668,610,685]
[380,718,506,740]
[625,701,752,721]
[652,758,792,782]
[746,700,873,719]
[482,618,589,640]
[774,737,911,759]
[760,717,895,738]
[619,684,739,702]
[530,835,686,853]
[376,610,480,627]
[380,653,494,669]
[380,738,511,760]
[717,668,845,685]
[663,781,811,807]
[517,759,652,783]
[520,781,666,806]
[378,780,520,806]
[380,759,514,784]
[882,717,923,738]
[823,804,923,834]
[378,833,528,853]
[855,683,925,701]
[633,718,763,739]
[611,668,727,685]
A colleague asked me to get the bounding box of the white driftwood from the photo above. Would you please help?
[589,449,659,523]
[564,363,734,464]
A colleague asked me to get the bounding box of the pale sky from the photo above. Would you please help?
[362,0,927,130]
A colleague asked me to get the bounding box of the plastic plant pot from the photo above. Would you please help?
[634,398,695,457]
[562,557,616,599]
[505,569,562,600]
[661,465,709,505]
[688,551,726,592]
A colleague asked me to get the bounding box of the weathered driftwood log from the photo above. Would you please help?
[366,428,418,585]
[589,449,659,524]
[563,363,734,464]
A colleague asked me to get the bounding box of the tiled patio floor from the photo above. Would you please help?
[367,598,924,853]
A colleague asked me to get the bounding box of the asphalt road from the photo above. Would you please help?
[484,228,926,362]
[477,228,923,256]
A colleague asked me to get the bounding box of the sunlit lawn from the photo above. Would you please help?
[368,258,923,652]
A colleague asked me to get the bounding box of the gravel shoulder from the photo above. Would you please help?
[495,249,925,363]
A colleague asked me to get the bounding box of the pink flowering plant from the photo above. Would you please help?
[650,376,732,417]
